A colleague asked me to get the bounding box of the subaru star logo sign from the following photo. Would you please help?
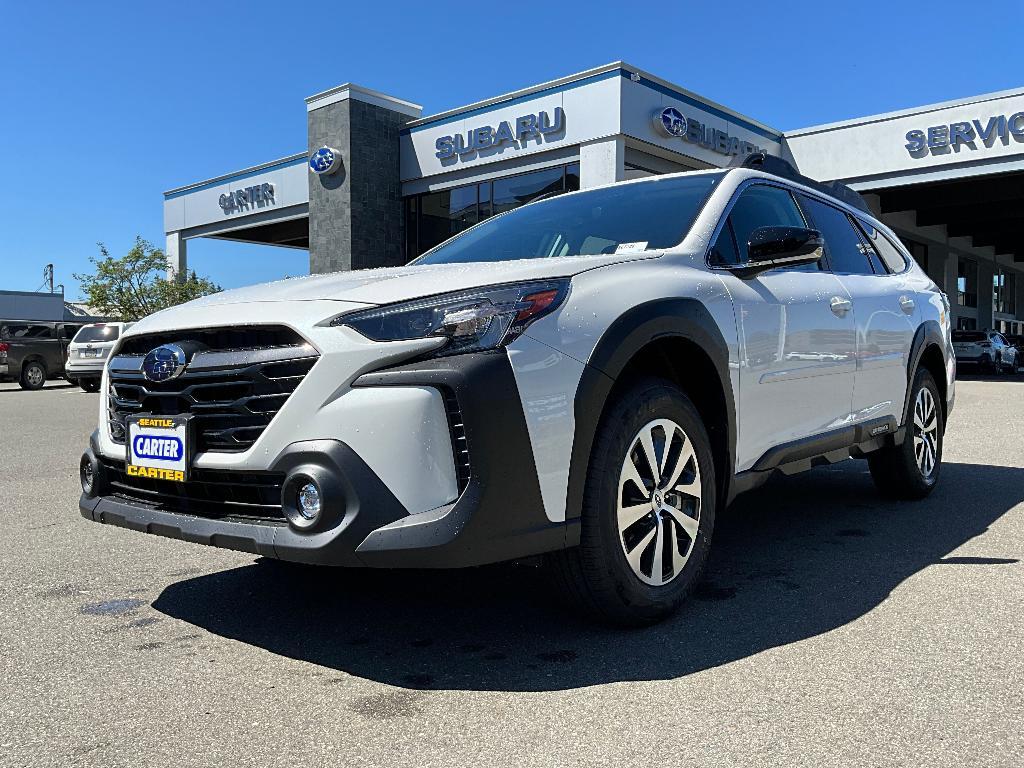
[142,344,187,383]
[657,107,687,137]
[309,146,341,175]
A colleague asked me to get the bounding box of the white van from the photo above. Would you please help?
[66,322,133,391]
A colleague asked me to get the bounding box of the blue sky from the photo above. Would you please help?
[1,1,1019,298]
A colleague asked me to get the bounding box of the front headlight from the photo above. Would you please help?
[333,280,569,357]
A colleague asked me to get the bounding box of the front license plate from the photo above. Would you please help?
[126,416,190,482]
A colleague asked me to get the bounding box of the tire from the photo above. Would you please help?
[19,361,46,391]
[547,378,716,626]
[80,379,101,393]
[867,368,943,500]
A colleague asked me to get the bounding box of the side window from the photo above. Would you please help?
[2,324,54,339]
[859,223,909,273]
[723,184,819,270]
[799,195,874,275]
[709,220,740,266]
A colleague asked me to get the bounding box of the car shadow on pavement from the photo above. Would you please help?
[153,460,1022,692]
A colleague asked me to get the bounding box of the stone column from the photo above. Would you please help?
[305,84,421,273]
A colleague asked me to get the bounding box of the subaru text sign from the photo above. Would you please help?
[435,108,566,161]
[905,112,1024,157]
[655,107,764,158]
[309,146,342,175]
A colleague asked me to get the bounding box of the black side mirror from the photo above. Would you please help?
[731,226,824,278]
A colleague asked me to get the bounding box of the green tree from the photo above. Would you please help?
[74,236,220,321]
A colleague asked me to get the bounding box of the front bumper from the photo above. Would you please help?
[80,351,574,568]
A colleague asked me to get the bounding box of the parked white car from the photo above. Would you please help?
[79,155,954,624]
[952,330,1019,373]
[66,322,133,391]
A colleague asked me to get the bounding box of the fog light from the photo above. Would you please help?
[296,482,321,520]
[80,455,96,496]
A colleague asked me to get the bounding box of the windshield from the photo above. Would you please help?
[73,324,119,343]
[414,173,724,265]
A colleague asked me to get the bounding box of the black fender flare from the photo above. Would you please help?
[564,298,736,522]
[902,319,948,431]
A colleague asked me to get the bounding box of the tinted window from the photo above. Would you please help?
[709,220,740,266]
[799,196,874,275]
[728,185,806,262]
[859,222,908,273]
[73,325,120,343]
[415,173,722,265]
[1,324,53,340]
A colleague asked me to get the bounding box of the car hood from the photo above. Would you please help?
[178,253,659,309]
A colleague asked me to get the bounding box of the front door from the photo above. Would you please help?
[710,182,858,472]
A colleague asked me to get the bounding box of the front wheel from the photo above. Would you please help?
[867,368,943,499]
[547,379,716,626]
[19,361,46,391]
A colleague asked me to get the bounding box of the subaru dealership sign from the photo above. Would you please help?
[655,107,764,158]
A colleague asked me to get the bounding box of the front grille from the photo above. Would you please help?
[441,387,471,493]
[100,458,285,522]
[107,326,318,454]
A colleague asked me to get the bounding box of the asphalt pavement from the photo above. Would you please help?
[1,376,1021,767]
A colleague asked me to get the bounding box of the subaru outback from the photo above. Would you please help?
[79,155,954,624]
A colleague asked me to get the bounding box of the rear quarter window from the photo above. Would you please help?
[858,221,909,273]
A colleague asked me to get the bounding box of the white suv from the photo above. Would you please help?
[951,329,1019,373]
[79,156,954,624]
[66,322,133,392]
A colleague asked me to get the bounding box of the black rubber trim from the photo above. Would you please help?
[351,349,572,565]
[904,320,950,423]
[730,416,899,501]
[565,298,736,520]
[81,439,409,566]
[750,416,897,472]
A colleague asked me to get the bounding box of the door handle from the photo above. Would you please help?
[830,296,852,317]
[899,295,916,314]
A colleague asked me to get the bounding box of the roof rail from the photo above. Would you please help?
[733,151,871,214]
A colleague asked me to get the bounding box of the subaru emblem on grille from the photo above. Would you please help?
[142,344,187,383]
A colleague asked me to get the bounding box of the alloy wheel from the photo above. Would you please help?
[27,366,43,387]
[913,387,939,479]
[617,419,702,586]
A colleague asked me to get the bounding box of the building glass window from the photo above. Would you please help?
[957,258,978,308]
[404,163,580,259]
[994,269,1016,315]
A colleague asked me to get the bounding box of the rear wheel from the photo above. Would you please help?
[19,361,46,391]
[867,368,943,499]
[547,379,716,626]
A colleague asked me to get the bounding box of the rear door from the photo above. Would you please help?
[798,195,917,427]
[711,182,858,471]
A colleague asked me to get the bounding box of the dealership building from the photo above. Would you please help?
[164,62,1024,334]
